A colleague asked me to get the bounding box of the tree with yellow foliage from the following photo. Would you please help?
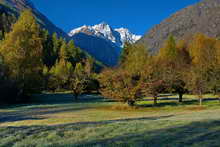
[186,33,218,105]
[0,10,43,96]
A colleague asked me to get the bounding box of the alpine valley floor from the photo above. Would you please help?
[1,94,220,147]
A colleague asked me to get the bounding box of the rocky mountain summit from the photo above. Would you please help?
[69,22,141,48]
[139,0,220,52]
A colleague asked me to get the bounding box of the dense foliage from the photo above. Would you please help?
[0,9,220,107]
[99,34,220,106]
[0,10,99,104]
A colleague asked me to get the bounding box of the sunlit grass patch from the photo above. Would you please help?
[1,94,220,146]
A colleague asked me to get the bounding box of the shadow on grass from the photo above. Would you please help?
[32,94,108,104]
[0,116,44,124]
[0,94,109,109]
[139,97,220,108]
[0,115,174,136]
[1,117,220,146]
[72,120,220,146]
[0,107,94,124]
[0,94,111,124]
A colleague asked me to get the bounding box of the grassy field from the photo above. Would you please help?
[1,94,220,147]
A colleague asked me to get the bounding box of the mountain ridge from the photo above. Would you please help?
[69,22,141,48]
[139,0,220,52]
[0,0,69,38]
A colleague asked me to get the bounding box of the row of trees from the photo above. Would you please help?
[99,34,220,106]
[1,9,219,106]
[0,10,98,103]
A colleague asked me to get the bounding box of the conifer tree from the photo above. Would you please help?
[0,10,43,95]
[41,30,55,67]
[59,40,68,61]
[186,33,217,105]
[156,37,191,102]
[52,33,60,62]
[48,38,74,90]
[66,40,83,64]
[119,42,132,65]
[120,43,149,75]
[158,35,177,62]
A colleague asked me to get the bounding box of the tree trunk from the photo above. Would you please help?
[198,93,203,106]
[218,94,220,103]
[128,100,135,107]
[199,97,202,106]
[153,96,157,105]
[178,93,183,103]
[74,93,78,101]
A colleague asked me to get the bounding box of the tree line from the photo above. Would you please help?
[99,35,220,106]
[0,10,99,104]
[1,9,220,106]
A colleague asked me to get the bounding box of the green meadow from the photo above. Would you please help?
[1,94,220,147]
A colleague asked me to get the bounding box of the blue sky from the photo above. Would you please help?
[32,0,199,35]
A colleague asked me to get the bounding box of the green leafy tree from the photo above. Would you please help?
[49,59,74,90]
[71,63,87,100]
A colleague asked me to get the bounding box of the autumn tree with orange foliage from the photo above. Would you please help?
[99,68,143,106]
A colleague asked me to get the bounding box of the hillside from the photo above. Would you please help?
[72,32,120,66]
[139,0,220,52]
[0,0,69,38]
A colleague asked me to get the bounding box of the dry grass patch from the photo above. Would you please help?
[185,106,207,111]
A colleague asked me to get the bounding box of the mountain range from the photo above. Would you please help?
[2,0,220,66]
[0,0,141,66]
[69,22,141,48]
[69,22,141,65]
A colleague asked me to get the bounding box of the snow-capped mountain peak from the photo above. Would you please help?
[68,22,141,47]
[93,22,111,31]
[115,28,142,44]
[93,22,116,43]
